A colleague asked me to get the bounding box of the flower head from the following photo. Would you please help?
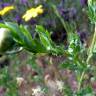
[1,3,10,8]
[0,5,15,16]
[22,5,44,21]
[20,0,28,4]
[58,7,77,21]
[14,15,22,24]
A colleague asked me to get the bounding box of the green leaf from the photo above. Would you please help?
[33,39,47,53]
[4,22,39,53]
[88,0,96,23]
[0,22,37,53]
[0,23,20,43]
[36,25,53,51]
[19,25,35,46]
[68,33,82,56]
[4,22,25,45]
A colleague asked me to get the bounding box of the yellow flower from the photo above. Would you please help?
[22,5,44,21]
[0,6,15,16]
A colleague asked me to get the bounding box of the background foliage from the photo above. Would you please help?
[0,0,96,96]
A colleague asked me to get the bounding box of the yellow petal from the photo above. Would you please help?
[0,6,15,16]
[36,5,44,14]
[22,5,44,21]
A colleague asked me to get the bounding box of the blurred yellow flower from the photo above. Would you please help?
[22,5,44,21]
[0,6,15,16]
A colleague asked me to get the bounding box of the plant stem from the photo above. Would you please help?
[51,4,73,43]
[87,22,96,64]
[51,4,68,33]
[78,23,96,92]
[77,69,86,91]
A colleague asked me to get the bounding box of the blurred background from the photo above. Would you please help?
[0,0,96,96]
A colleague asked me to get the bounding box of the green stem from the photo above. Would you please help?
[87,22,96,64]
[50,4,73,43]
[51,4,68,33]
[51,4,77,44]
[77,69,86,91]
[78,23,96,92]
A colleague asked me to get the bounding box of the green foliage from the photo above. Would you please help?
[60,33,86,71]
[0,22,46,53]
[36,25,53,52]
[36,25,65,55]
[0,23,65,55]
[0,67,18,95]
[88,0,96,23]
[76,86,93,96]
[0,0,96,95]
